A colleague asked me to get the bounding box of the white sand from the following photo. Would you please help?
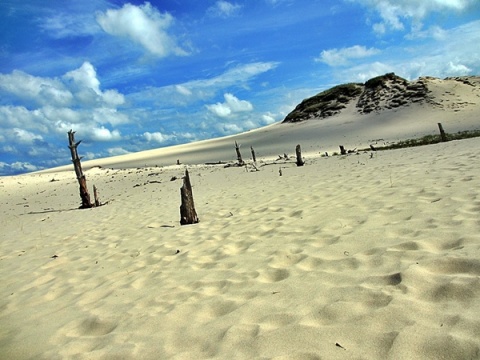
[1,76,480,359]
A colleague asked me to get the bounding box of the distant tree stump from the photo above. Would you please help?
[235,141,244,165]
[438,123,448,142]
[296,144,304,166]
[250,146,257,163]
[180,169,199,225]
[93,185,101,207]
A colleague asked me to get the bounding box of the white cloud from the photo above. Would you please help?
[0,62,125,111]
[350,0,477,33]
[13,128,43,144]
[208,1,242,18]
[92,108,129,126]
[0,70,73,107]
[96,2,187,57]
[144,131,174,143]
[175,85,192,96]
[316,45,380,66]
[0,161,40,173]
[107,147,130,156]
[40,12,100,39]
[91,127,121,141]
[406,25,448,40]
[261,113,277,125]
[129,62,278,106]
[206,93,253,118]
[64,62,101,94]
[321,19,480,83]
[63,62,125,107]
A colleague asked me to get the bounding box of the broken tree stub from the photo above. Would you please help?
[295,144,304,166]
[180,169,199,225]
[68,130,93,208]
[235,141,244,166]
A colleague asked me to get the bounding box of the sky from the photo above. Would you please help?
[1,0,479,175]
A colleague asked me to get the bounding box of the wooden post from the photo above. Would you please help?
[339,145,347,155]
[180,169,199,225]
[295,144,304,166]
[93,185,101,207]
[235,141,244,165]
[438,123,447,142]
[68,130,92,208]
[250,146,256,163]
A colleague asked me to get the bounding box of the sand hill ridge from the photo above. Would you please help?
[283,73,480,123]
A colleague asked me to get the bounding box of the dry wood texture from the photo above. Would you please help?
[180,169,199,225]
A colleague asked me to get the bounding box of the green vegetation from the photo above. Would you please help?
[283,83,363,123]
[364,73,407,89]
[365,129,480,151]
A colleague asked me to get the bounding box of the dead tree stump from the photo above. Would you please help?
[68,130,93,208]
[93,185,101,207]
[438,123,448,142]
[295,144,304,166]
[250,146,257,163]
[180,169,199,225]
[339,145,347,155]
[235,141,244,165]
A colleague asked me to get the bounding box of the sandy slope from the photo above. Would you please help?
[1,136,480,359]
[40,76,480,174]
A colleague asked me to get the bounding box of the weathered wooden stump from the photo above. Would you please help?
[295,144,304,166]
[93,185,101,207]
[438,123,448,142]
[68,130,93,208]
[250,146,256,163]
[180,169,199,225]
[235,141,244,165]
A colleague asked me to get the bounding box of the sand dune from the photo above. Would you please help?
[1,75,480,359]
[2,138,480,359]
[41,75,480,173]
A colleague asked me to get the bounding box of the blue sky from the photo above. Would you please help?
[1,0,479,175]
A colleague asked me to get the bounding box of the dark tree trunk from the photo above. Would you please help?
[250,146,257,163]
[438,123,448,142]
[235,141,244,165]
[180,169,199,225]
[68,130,93,208]
[295,144,304,166]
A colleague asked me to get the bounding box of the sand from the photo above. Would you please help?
[1,76,480,359]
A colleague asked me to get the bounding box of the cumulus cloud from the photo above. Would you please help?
[96,2,187,57]
[129,61,278,107]
[329,20,480,82]
[13,128,44,144]
[144,131,174,143]
[208,1,242,18]
[64,62,125,107]
[0,70,73,107]
[350,0,476,33]
[90,127,121,141]
[0,161,40,173]
[0,62,125,110]
[316,45,380,66]
[261,112,278,125]
[107,147,130,156]
[64,61,101,94]
[206,93,253,118]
